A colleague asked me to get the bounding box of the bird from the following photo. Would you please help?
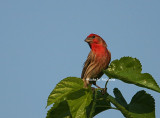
[81,34,111,88]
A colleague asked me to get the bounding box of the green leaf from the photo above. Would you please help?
[85,90,111,118]
[113,88,128,108]
[128,90,155,118]
[67,88,93,118]
[93,91,111,117]
[113,88,155,118]
[46,77,93,118]
[107,93,132,118]
[46,101,71,118]
[104,57,160,93]
[46,77,84,107]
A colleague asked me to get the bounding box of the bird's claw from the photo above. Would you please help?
[101,88,107,95]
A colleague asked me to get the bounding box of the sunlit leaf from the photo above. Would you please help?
[67,88,92,118]
[104,57,160,93]
[46,77,83,107]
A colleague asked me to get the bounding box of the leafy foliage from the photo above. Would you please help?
[46,57,159,118]
[46,101,71,118]
[104,57,160,93]
[47,77,84,107]
[92,91,111,117]
[67,88,92,118]
[113,88,155,118]
[46,77,111,118]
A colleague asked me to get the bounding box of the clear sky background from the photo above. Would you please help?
[0,0,160,118]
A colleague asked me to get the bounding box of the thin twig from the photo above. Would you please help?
[105,78,110,89]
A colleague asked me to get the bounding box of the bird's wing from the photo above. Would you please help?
[108,50,111,64]
[81,51,93,79]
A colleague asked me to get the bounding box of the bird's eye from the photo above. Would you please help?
[92,36,95,38]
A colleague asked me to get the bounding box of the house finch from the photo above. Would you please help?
[81,34,111,88]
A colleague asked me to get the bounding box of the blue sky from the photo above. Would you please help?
[0,0,160,118]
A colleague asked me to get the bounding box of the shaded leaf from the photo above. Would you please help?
[47,77,83,107]
[93,91,111,117]
[129,90,155,118]
[104,57,160,93]
[113,88,128,108]
[46,101,71,118]
[113,88,155,118]
[85,90,111,118]
[107,93,132,118]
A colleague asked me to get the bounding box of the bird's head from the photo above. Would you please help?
[85,34,107,48]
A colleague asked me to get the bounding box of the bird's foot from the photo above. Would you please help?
[101,88,107,95]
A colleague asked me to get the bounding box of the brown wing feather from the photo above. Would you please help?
[108,50,111,64]
[81,51,93,79]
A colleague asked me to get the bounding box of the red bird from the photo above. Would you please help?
[81,34,111,88]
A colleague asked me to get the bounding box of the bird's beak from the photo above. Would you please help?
[85,38,92,43]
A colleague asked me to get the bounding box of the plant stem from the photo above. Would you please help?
[106,93,132,118]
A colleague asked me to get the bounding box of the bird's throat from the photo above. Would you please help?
[91,43,107,56]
